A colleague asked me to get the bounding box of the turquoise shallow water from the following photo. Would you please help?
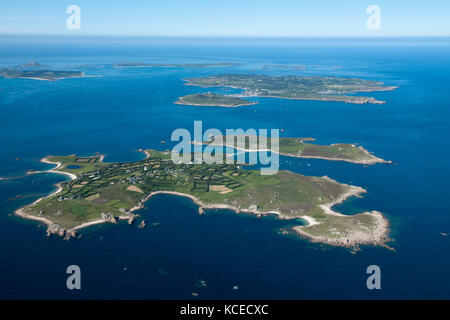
[0,37,449,299]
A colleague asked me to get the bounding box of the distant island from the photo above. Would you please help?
[16,149,390,248]
[115,62,240,68]
[175,93,257,107]
[201,135,390,165]
[272,64,307,70]
[182,74,397,104]
[0,68,88,81]
[17,61,46,68]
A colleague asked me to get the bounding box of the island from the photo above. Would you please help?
[201,135,390,165]
[175,93,256,107]
[17,61,46,68]
[272,64,307,70]
[182,74,397,104]
[15,150,390,248]
[115,62,240,68]
[0,68,88,81]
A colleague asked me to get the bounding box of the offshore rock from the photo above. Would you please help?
[138,220,146,229]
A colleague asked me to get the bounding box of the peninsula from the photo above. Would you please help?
[201,135,390,165]
[182,74,397,104]
[175,93,256,107]
[15,150,390,248]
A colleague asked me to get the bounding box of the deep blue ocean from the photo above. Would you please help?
[0,36,449,299]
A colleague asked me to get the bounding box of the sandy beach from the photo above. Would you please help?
[126,190,286,220]
[300,216,320,226]
[39,157,78,180]
[13,156,79,229]
[71,215,134,231]
[319,182,367,216]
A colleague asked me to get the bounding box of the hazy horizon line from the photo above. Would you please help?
[1,33,449,40]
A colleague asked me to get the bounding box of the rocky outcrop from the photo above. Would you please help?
[101,212,118,223]
[46,223,65,237]
[46,223,78,240]
[138,220,146,229]
[64,229,78,240]
[127,215,136,225]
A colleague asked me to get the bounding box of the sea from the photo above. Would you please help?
[0,36,449,299]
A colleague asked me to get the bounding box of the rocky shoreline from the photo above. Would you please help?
[125,185,391,249]
[292,183,392,248]
[293,211,392,249]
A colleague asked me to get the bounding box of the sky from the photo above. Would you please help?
[0,0,449,37]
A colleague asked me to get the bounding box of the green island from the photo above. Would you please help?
[0,68,87,81]
[202,135,390,165]
[175,93,256,107]
[16,150,390,248]
[115,62,239,68]
[182,74,397,104]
